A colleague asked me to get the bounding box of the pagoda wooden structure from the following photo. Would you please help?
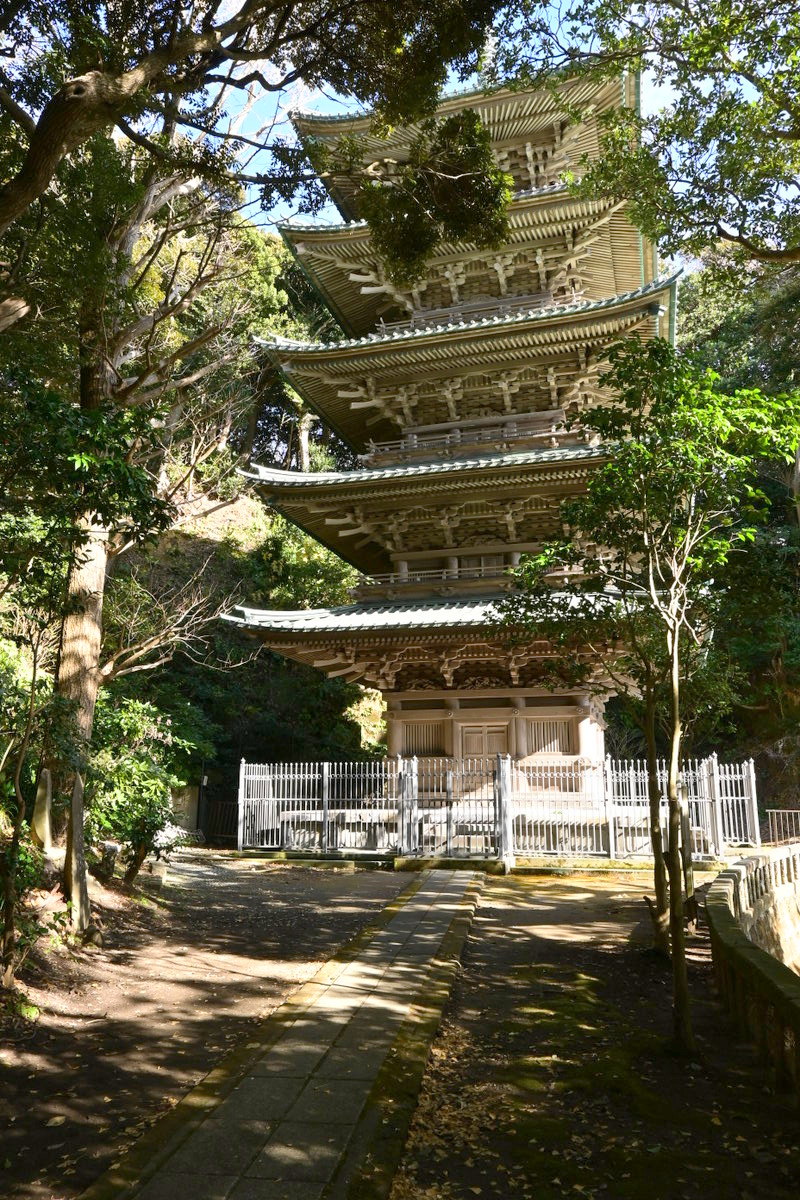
[230,77,677,763]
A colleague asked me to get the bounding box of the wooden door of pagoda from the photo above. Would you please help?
[461,724,509,759]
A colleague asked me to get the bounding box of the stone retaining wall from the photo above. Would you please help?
[706,846,800,1092]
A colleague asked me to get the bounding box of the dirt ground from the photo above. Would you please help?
[0,850,409,1200]
[390,875,800,1200]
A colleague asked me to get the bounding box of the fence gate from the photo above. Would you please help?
[236,754,760,862]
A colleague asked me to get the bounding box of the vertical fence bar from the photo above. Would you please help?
[237,758,246,851]
[748,759,761,846]
[604,756,616,860]
[707,753,723,856]
[497,754,515,870]
[321,761,329,853]
[396,755,407,854]
[409,756,419,854]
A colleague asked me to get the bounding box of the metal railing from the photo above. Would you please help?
[356,563,511,588]
[237,754,760,863]
[766,809,800,846]
[351,562,584,596]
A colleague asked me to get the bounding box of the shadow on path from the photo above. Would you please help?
[0,853,408,1200]
[391,875,800,1200]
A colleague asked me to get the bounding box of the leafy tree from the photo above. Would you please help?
[499,567,741,958]
[0,0,515,291]
[86,693,215,884]
[0,368,169,977]
[0,114,309,929]
[504,0,800,264]
[678,259,800,396]
[676,258,800,797]
[359,109,511,283]
[500,338,800,1052]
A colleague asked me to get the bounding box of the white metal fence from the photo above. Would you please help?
[766,809,800,846]
[237,753,760,863]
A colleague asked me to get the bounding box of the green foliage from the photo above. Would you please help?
[243,514,358,610]
[676,263,800,790]
[358,110,512,283]
[678,258,800,395]
[505,0,800,262]
[9,837,45,899]
[500,338,800,751]
[0,370,168,597]
[85,693,215,869]
[3,2,517,278]
[123,500,379,802]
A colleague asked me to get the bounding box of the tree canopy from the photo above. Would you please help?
[0,0,519,287]
[503,1,800,263]
[498,336,800,1050]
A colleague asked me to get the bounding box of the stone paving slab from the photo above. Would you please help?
[85,869,479,1200]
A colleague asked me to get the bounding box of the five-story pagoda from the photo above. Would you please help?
[230,76,677,763]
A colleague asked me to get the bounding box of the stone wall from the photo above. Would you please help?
[713,848,800,969]
[706,846,800,1092]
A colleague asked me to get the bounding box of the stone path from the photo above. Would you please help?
[85,869,479,1200]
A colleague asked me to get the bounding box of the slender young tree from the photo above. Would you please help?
[500,338,800,1052]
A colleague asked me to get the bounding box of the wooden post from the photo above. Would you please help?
[446,769,454,855]
[237,759,246,852]
[321,762,329,854]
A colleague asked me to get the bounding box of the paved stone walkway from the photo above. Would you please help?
[106,870,478,1200]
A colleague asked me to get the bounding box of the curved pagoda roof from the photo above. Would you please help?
[291,76,635,222]
[228,594,503,636]
[259,275,678,450]
[281,188,654,338]
[245,443,605,574]
[225,593,592,688]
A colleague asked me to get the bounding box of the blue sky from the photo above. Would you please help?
[237,68,675,231]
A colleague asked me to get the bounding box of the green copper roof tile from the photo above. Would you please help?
[245,443,604,490]
[227,595,504,634]
[257,274,680,356]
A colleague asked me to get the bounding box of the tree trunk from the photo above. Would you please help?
[644,691,670,957]
[1,818,21,988]
[297,409,314,472]
[57,522,108,932]
[123,843,149,886]
[666,626,695,1054]
[65,775,90,932]
[1,656,39,987]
